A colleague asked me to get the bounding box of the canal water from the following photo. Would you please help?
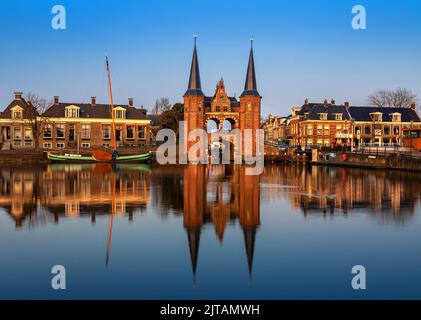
[0,163,420,299]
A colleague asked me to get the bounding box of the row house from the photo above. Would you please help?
[290,99,353,148]
[348,105,420,147]
[289,99,420,148]
[262,115,289,146]
[0,92,151,151]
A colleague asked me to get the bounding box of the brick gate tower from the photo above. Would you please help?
[183,38,261,157]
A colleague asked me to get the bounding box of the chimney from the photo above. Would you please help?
[411,103,416,110]
[14,92,23,100]
[128,98,134,107]
[344,101,350,108]
[331,99,336,105]
[324,99,328,107]
[91,96,96,106]
[304,98,309,105]
[54,96,59,104]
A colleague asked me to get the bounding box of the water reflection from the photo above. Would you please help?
[1,163,421,280]
[2,163,420,228]
[261,165,421,222]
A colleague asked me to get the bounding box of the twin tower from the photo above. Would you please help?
[183,39,262,156]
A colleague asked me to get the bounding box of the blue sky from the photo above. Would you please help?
[0,0,420,116]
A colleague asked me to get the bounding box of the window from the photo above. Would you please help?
[56,124,65,139]
[391,113,401,122]
[393,126,400,135]
[317,125,323,135]
[370,113,382,122]
[43,142,52,149]
[364,125,371,135]
[56,143,65,149]
[44,124,52,138]
[81,124,90,139]
[306,125,313,136]
[324,125,330,136]
[335,114,343,121]
[13,127,22,140]
[355,126,361,135]
[12,108,23,119]
[24,127,32,140]
[65,107,80,118]
[223,106,228,112]
[216,106,221,112]
[336,125,342,133]
[127,126,134,140]
[319,113,328,120]
[81,143,90,148]
[114,109,126,119]
[383,126,390,135]
[138,126,145,140]
[102,125,111,139]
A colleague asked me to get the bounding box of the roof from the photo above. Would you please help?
[298,102,421,123]
[300,103,352,121]
[0,98,39,119]
[184,41,204,97]
[348,106,420,122]
[42,103,147,120]
[241,44,260,97]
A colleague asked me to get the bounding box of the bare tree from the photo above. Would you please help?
[368,88,418,108]
[24,93,52,151]
[368,90,390,108]
[152,97,171,115]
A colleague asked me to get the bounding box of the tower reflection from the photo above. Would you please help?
[183,164,261,282]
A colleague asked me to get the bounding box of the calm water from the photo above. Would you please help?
[0,163,421,300]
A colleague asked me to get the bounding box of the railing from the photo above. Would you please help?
[350,144,412,156]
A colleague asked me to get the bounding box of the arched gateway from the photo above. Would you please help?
[183,38,261,158]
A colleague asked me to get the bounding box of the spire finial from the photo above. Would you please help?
[194,34,198,46]
[250,37,254,49]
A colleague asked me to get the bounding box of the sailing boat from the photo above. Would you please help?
[47,56,151,163]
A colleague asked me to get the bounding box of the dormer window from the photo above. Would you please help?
[391,113,401,122]
[113,107,126,119]
[319,113,328,121]
[370,112,382,122]
[11,106,23,119]
[334,113,343,121]
[65,105,80,118]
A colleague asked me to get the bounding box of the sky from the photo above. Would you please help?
[0,0,420,116]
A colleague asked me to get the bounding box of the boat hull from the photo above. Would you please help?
[47,152,152,163]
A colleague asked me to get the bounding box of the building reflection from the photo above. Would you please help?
[261,165,421,222]
[0,164,150,228]
[183,164,260,282]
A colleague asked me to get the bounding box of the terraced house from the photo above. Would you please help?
[0,92,151,151]
[289,99,420,148]
[290,99,354,148]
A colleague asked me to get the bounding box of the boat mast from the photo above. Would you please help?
[106,56,117,151]
[105,171,116,267]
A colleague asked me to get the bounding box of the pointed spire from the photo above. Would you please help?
[184,35,204,97]
[241,38,260,97]
[187,228,201,284]
[243,227,257,281]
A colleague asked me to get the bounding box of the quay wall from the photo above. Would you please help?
[313,150,421,172]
